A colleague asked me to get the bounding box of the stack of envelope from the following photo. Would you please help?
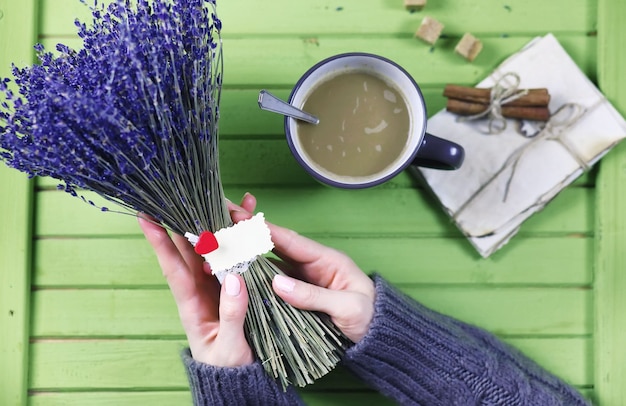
[417,34,626,258]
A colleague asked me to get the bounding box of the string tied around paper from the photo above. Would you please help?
[501,102,589,201]
[457,72,529,134]
[451,101,595,237]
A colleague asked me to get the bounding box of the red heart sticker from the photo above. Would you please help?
[194,231,219,255]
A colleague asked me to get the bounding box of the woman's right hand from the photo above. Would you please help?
[230,193,376,343]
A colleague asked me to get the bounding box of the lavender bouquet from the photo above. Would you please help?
[0,0,348,388]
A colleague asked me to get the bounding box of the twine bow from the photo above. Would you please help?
[457,72,529,134]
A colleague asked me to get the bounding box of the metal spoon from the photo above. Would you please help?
[257,90,319,125]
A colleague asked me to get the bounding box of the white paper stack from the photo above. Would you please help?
[417,34,626,257]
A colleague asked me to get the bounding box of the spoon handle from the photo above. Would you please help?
[258,90,319,125]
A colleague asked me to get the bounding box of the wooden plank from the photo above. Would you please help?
[30,287,591,337]
[28,391,393,406]
[222,36,597,88]
[0,1,37,405]
[505,337,592,387]
[29,392,192,406]
[29,340,190,390]
[32,236,592,287]
[402,287,592,336]
[39,36,597,88]
[35,158,597,190]
[0,170,33,401]
[33,186,593,237]
[34,238,166,288]
[29,137,598,189]
[594,0,626,403]
[39,0,595,37]
[30,387,591,406]
[28,337,590,390]
[203,87,448,137]
[30,290,182,337]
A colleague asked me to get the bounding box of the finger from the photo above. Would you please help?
[215,273,249,345]
[272,273,335,312]
[272,274,372,342]
[219,273,248,322]
[224,192,334,264]
[239,192,257,213]
[227,194,352,286]
[229,207,254,224]
[267,224,318,263]
[171,232,205,272]
[269,223,346,268]
[226,192,256,218]
[138,217,198,305]
[224,193,320,263]
[170,232,220,310]
[226,204,347,285]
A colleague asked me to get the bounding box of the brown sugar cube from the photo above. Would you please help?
[404,0,427,11]
[455,33,483,62]
[415,16,444,45]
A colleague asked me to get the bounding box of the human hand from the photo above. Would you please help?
[229,193,376,343]
[138,215,254,367]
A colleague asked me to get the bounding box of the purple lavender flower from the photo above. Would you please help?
[0,0,351,389]
[0,0,223,235]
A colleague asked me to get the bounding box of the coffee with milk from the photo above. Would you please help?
[297,71,410,178]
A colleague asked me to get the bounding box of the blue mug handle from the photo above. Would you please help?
[412,133,465,170]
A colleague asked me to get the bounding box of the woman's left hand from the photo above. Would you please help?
[139,212,254,367]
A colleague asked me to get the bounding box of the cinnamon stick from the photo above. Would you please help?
[444,84,550,107]
[446,98,551,121]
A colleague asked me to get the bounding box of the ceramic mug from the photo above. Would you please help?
[285,52,464,188]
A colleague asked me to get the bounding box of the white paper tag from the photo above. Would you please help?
[184,212,274,281]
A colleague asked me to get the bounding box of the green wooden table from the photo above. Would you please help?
[1,0,625,404]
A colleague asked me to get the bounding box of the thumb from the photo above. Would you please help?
[216,273,249,343]
[207,273,254,367]
[219,273,248,335]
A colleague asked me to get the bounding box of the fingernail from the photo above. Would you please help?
[224,274,241,296]
[274,274,295,293]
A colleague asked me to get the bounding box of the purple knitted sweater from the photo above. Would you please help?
[182,275,590,405]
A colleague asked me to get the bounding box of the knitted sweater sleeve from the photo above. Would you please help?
[342,275,590,406]
[181,349,305,406]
